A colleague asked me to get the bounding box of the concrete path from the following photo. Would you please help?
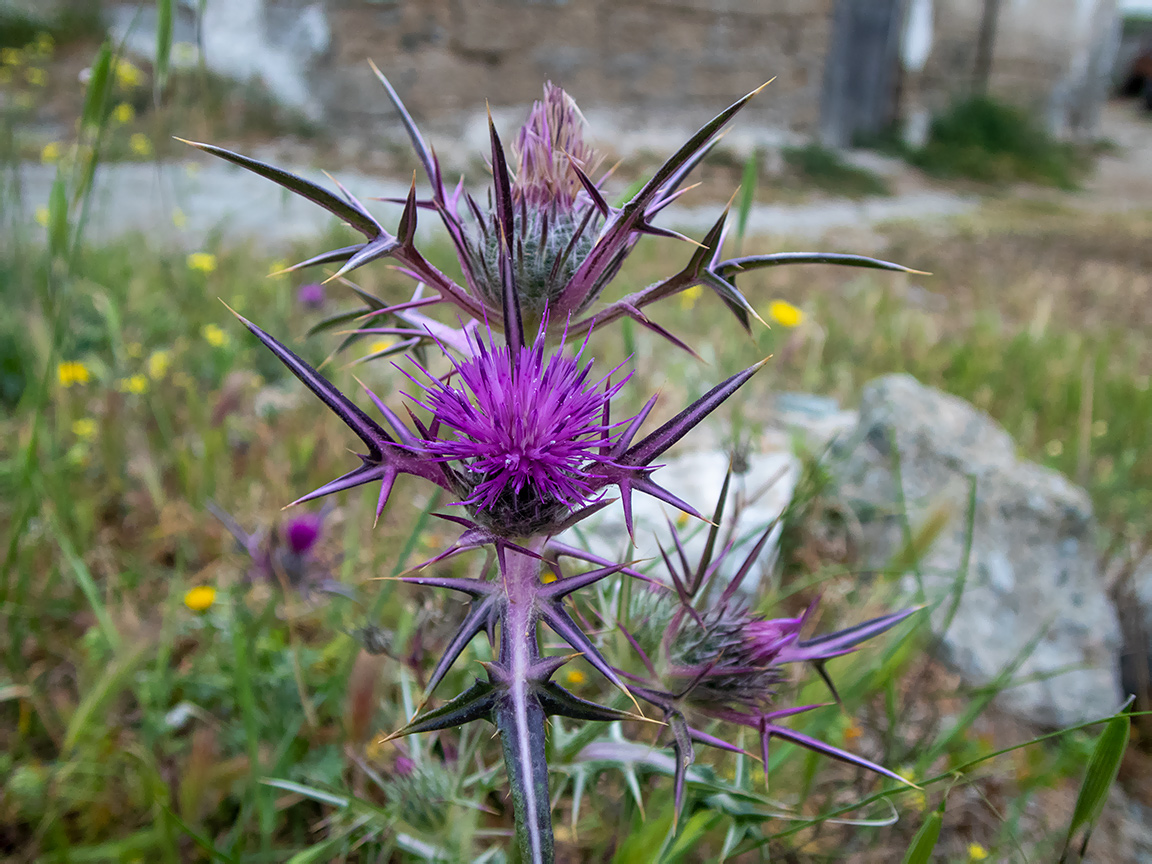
[10,156,978,252]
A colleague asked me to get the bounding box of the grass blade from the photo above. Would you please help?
[901,801,944,864]
[155,0,173,94]
[1060,711,1130,861]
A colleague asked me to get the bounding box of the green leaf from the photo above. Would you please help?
[1062,712,1130,861]
[735,149,758,245]
[155,0,173,93]
[48,170,69,260]
[81,42,113,131]
[901,801,944,864]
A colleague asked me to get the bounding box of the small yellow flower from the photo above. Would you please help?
[33,33,54,56]
[129,133,152,157]
[843,721,862,742]
[147,350,170,381]
[71,418,98,439]
[118,374,148,395]
[1045,439,1064,458]
[768,299,804,328]
[367,338,395,355]
[114,59,143,89]
[187,252,217,274]
[268,259,288,276]
[564,669,587,686]
[675,511,690,529]
[125,341,143,358]
[172,208,187,228]
[202,324,229,348]
[1,47,22,66]
[679,285,703,311]
[184,585,217,613]
[540,570,558,585]
[1091,420,1107,438]
[57,361,91,387]
[35,206,49,227]
[40,142,61,164]
[112,102,135,124]
[24,67,45,86]
[968,843,989,861]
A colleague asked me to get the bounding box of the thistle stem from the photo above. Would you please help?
[496,543,554,864]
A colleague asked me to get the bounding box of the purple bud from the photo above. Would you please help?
[296,282,325,309]
[284,511,323,554]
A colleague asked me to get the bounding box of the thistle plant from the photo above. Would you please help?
[189,73,921,861]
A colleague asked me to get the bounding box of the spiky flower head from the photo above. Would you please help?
[406,325,627,537]
[511,82,600,211]
[460,83,613,324]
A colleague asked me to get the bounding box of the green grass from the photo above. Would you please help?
[782,144,891,198]
[902,96,1090,189]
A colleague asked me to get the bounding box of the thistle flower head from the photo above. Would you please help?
[511,82,600,211]
[407,325,627,536]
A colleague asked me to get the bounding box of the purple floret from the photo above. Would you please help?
[406,326,628,513]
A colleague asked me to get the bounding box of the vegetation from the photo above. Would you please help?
[1,24,1144,864]
[781,143,891,198]
[902,96,1090,189]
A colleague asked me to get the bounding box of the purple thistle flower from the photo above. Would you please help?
[206,502,352,599]
[181,73,919,362]
[403,323,628,532]
[296,282,325,309]
[615,468,920,819]
[511,82,601,212]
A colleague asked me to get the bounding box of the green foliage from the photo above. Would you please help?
[906,96,1089,189]
[782,143,891,198]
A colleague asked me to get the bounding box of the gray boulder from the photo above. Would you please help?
[830,374,1122,728]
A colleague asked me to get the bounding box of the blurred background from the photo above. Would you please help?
[4,1,1152,862]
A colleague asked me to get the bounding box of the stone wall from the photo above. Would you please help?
[915,0,1118,136]
[319,0,836,139]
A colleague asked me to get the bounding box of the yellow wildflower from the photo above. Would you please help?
[24,67,45,86]
[187,252,217,274]
[1045,440,1064,458]
[367,338,395,355]
[184,585,217,613]
[540,570,558,585]
[675,511,690,529]
[57,361,91,387]
[172,208,186,228]
[118,374,148,395]
[768,299,804,328]
[71,418,98,440]
[35,206,49,227]
[40,142,61,164]
[268,259,288,276]
[1,48,22,66]
[114,59,143,89]
[112,102,135,125]
[129,133,152,157]
[33,32,54,56]
[843,721,862,742]
[147,350,170,381]
[564,669,587,686]
[967,844,989,861]
[679,285,703,311]
[202,324,229,348]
